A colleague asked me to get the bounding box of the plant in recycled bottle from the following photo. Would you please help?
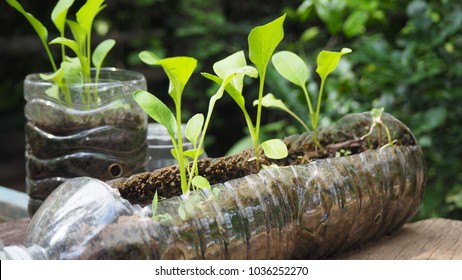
[266,48,352,149]
[203,14,289,169]
[7,0,115,108]
[361,107,397,148]
[133,52,258,197]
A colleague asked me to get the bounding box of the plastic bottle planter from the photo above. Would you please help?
[8,113,425,259]
[24,68,148,216]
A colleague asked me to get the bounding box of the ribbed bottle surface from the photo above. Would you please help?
[24,68,148,215]
[22,145,425,259]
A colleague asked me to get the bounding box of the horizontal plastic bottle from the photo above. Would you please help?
[1,144,425,259]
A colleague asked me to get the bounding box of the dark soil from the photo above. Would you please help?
[25,103,148,215]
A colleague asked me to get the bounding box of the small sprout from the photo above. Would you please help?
[361,107,396,148]
[191,175,211,192]
[151,191,159,220]
[335,149,352,158]
[271,48,352,150]
[261,139,288,160]
[133,55,197,195]
[7,0,115,108]
[248,14,287,168]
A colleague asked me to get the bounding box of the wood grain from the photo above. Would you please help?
[336,218,462,260]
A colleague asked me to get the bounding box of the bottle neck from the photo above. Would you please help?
[0,244,48,260]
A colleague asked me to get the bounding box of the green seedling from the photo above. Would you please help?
[133,54,196,195]
[134,51,258,195]
[270,48,352,149]
[361,107,397,148]
[203,15,289,169]
[335,149,352,158]
[7,0,115,108]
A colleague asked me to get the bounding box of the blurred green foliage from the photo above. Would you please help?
[2,0,461,220]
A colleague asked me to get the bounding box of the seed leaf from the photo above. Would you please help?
[185,113,204,148]
[272,51,309,88]
[132,90,176,138]
[262,139,288,160]
[139,50,161,65]
[255,93,289,111]
[92,39,115,70]
[192,175,211,191]
[316,48,352,81]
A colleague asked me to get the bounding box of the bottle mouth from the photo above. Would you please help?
[1,245,33,260]
[0,242,47,260]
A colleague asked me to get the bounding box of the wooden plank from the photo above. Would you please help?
[0,217,29,246]
[336,218,462,260]
[1,218,461,259]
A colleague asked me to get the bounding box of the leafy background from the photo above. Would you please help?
[1,0,461,220]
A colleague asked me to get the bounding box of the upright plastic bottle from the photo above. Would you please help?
[24,68,148,216]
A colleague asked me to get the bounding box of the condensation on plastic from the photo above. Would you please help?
[20,144,425,259]
[23,68,148,215]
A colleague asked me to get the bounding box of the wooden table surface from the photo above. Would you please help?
[1,218,461,259]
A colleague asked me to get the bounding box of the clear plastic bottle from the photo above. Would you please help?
[24,68,148,216]
[1,145,425,259]
[0,242,47,260]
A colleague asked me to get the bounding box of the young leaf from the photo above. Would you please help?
[51,0,75,35]
[262,139,288,160]
[76,0,105,36]
[132,90,177,138]
[151,191,158,219]
[144,56,197,103]
[192,175,211,191]
[272,51,309,88]
[255,93,310,132]
[139,50,161,65]
[185,113,204,148]
[62,57,83,84]
[92,39,115,70]
[255,93,289,111]
[248,14,286,76]
[213,65,258,104]
[7,0,48,45]
[213,51,246,78]
[183,149,203,159]
[66,20,86,52]
[202,73,246,111]
[370,107,384,123]
[316,48,352,81]
[49,37,81,57]
[44,85,60,100]
[178,205,188,221]
[40,67,65,82]
[6,0,56,70]
[213,51,249,92]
